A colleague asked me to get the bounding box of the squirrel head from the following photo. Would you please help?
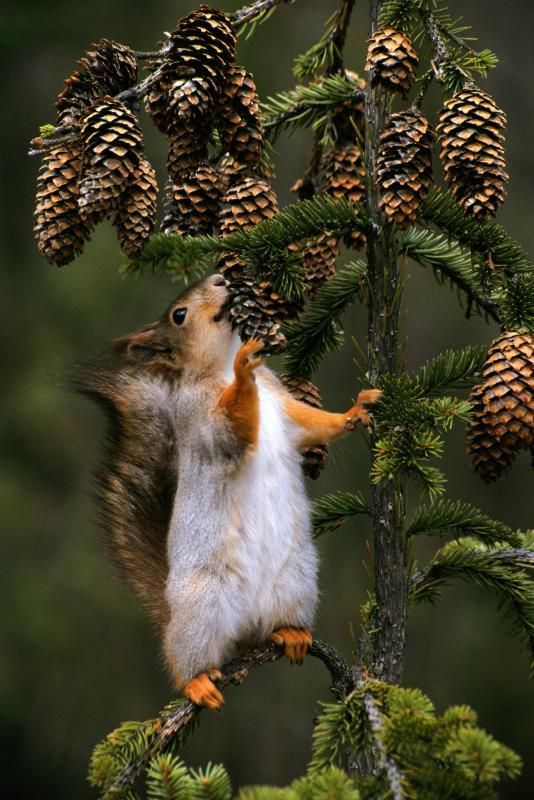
[112,274,234,377]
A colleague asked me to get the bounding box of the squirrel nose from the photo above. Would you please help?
[211,274,228,287]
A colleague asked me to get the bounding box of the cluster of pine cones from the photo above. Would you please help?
[34,41,158,265]
[365,25,508,227]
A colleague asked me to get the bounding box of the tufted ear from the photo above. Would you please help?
[112,324,172,365]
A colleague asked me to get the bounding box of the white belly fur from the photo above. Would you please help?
[164,371,318,682]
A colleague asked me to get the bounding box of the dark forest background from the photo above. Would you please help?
[1,1,533,797]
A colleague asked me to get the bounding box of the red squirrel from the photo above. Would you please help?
[78,274,381,709]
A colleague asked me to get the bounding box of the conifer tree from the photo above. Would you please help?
[30,0,533,798]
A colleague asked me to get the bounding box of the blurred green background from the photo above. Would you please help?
[1,0,533,797]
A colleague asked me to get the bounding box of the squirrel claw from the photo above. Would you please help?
[345,388,382,430]
[234,339,264,377]
[183,672,224,711]
[269,627,313,665]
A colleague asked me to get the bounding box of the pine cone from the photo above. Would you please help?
[437,87,508,219]
[376,109,433,229]
[162,163,224,236]
[320,145,366,248]
[280,374,329,479]
[34,144,90,266]
[466,331,534,482]
[288,235,339,298]
[365,26,419,98]
[115,157,158,258]
[217,177,301,352]
[78,97,144,224]
[56,39,138,123]
[166,121,210,178]
[145,5,236,134]
[216,65,264,167]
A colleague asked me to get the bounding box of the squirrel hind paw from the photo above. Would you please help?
[183,672,224,710]
[269,627,313,665]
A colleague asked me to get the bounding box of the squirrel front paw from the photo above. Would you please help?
[183,669,224,711]
[345,388,382,429]
[234,339,264,380]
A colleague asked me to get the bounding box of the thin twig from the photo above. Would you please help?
[296,0,357,198]
[112,637,352,792]
[230,0,296,28]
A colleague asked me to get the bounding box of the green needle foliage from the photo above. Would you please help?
[312,491,370,537]
[263,74,363,144]
[407,498,517,544]
[410,535,534,665]
[283,261,367,376]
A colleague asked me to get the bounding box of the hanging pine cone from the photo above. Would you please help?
[279,375,329,479]
[56,39,138,123]
[216,65,264,167]
[162,163,224,236]
[376,109,433,228]
[216,177,301,352]
[320,145,366,248]
[145,5,236,134]
[466,331,534,482]
[437,86,508,219]
[365,26,419,98]
[78,97,144,225]
[34,144,90,266]
[288,235,339,298]
[166,121,210,178]
[114,158,158,258]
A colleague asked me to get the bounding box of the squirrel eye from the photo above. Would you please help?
[171,307,187,326]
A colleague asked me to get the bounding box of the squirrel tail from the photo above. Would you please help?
[74,365,175,627]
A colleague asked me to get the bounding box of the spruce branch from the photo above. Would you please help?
[313,491,371,538]
[410,537,534,666]
[91,639,352,797]
[422,188,532,277]
[293,0,356,81]
[263,74,364,143]
[407,498,517,545]
[413,345,488,396]
[230,0,298,31]
[283,260,367,377]
[400,226,499,321]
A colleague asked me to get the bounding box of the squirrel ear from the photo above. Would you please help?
[112,326,171,364]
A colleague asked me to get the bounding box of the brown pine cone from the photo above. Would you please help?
[55,39,138,123]
[280,374,329,479]
[466,331,534,482]
[34,144,90,266]
[437,87,508,219]
[376,108,433,229]
[288,235,339,299]
[115,157,158,258]
[217,177,302,352]
[216,65,264,167]
[320,145,366,248]
[166,121,210,178]
[78,97,144,225]
[365,26,419,98]
[162,163,224,236]
[145,5,236,134]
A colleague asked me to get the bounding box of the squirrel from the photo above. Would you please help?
[77,274,381,710]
